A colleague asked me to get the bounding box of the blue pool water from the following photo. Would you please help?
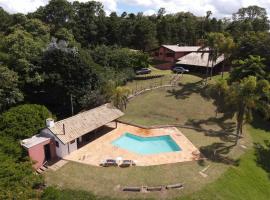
[112,133,181,155]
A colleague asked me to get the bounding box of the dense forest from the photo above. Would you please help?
[0,0,270,199]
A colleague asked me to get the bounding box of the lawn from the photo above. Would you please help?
[181,121,270,200]
[126,67,175,93]
[45,74,270,199]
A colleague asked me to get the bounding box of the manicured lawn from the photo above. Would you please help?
[181,123,270,200]
[127,73,174,93]
[45,74,270,199]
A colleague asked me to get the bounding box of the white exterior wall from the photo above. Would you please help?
[40,128,78,158]
[55,137,69,158]
[68,139,78,154]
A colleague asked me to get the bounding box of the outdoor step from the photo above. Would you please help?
[36,168,43,174]
[40,166,47,171]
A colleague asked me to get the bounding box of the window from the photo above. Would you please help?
[70,140,75,144]
[55,141,59,148]
[155,52,159,56]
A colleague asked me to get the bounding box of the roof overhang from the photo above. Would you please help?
[48,103,124,144]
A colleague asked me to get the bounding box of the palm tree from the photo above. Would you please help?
[224,76,270,143]
[110,86,131,110]
[219,35,235,78]
[199,33,224,83]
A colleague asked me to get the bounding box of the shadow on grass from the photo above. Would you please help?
[254,140,270,178]
[199,142,239,166]
[185,116,236,143]
[166,80,207,100]
[250,113,270,132]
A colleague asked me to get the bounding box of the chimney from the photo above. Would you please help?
[63,124,66,135]
[46,118,55,128]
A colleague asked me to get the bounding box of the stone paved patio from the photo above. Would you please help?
[64,123,201,166]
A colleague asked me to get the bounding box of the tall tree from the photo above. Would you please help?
[109,85,131,110]
[133,16,158,51]
[0,7,12,32]
[230,55,267,82]
[199,32,225,82]
[72,1,105,46]
[0,65,23,112]
[228,5,269,37]
[37,40,99,115]
[214,76,270,143]
[219,34,235,78]
[33,0,73,30]
[235,32,270,67]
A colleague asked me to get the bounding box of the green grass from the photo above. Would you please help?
[45,74,270,199]
[181,123,270,200]
[127,74,174,92]
[149,59,171,66]
[123,74,224,126]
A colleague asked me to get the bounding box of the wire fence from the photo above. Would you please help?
[128,74,181,100]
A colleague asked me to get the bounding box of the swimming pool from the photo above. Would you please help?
[112,133,181,155]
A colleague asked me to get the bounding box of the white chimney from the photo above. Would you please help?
[46,118,55,128]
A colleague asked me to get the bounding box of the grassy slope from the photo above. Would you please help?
[180,122,270,200]
[45,73,270,199]
[44,122,270,200]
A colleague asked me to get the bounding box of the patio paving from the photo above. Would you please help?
[64,123,201,166]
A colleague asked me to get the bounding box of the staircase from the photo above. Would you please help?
[36,162,49,174]
[170,74,181,86]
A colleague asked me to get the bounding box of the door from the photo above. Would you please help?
[44,144,51,161]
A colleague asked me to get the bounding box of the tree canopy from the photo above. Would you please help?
[0,104,52,140]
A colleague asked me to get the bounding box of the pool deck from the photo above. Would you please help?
[64,123,201,166]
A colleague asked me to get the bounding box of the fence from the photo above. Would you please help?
[128,74,181,100]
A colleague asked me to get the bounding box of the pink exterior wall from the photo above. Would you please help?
[174,52,189,60]
[151,47,192,63]
[28,139,57,169]
[152,46,175,62]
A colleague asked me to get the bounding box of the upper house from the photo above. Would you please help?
[150,45,205,69]
[21,103,124,169]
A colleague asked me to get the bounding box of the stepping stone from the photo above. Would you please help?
[240,145,247,149]
[199,171,208,178]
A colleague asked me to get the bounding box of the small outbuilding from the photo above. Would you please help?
[21,103,124,169]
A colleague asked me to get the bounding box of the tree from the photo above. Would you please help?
[219,35,235,78]
[72,1,106,46]
[0,104,50,199]
[0,152,43,199]
[199,32,225,82]
[90,45,149,85]
[214,76,270,143]
[0,104,52,140]
[0,65,23,112]
[2,23,49,86]
[229,5,269,37]
[133,17,158,51]
[33,0,73,30]
[37,40,99,114]
[108,85,131,110]
[230,55,267,82]
[235,32,270,67]
[0,7,12,32]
